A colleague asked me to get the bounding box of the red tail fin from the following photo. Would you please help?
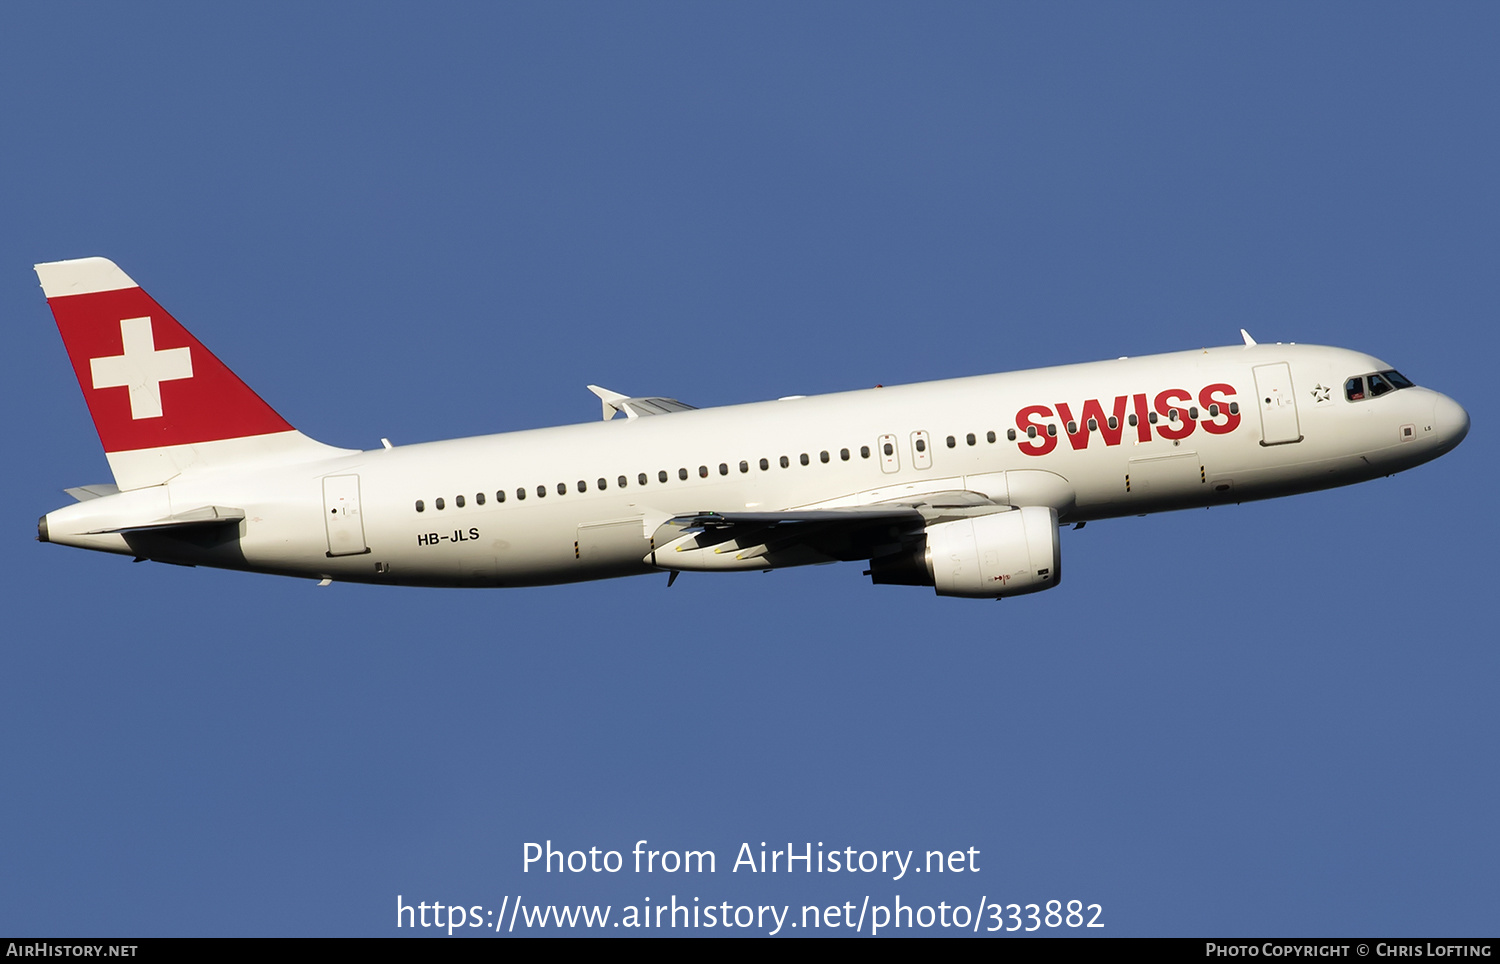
[38,258,345,489]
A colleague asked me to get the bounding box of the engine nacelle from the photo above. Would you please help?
[868,506,1061,598]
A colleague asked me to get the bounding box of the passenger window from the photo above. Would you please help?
[1007,429,1016,441]
[618,476,627,488]
[638,473,648,486]
[882,442,893,456]
[966,433,976,446]
[537,485,547,498]
[946,436,956,448]
[659,470,669,483]
[1046,424,1057,437]
[456,494,465,508]
[820,451,830,463]
[799,453,809,465]
[415,500,425,512]
[516,488,526,501]
[497,490,506,503]
[719,463,728,475]
[1087,419,1097,432]
[1107,416,1118,430]
[1128,414,1138,427]
[860,446,870,458]
[557,482,567,495]
[436,497,445,510]
[915,438,926,453]
[740,461,749,473]
[779,456,789,468]
[760,458,769,470]
[577,480,587,492]
[840,448,850,461]
[698,466,708,478]
[986,430,996,443]
[678,468,688,480]
[598,478,607,490]
[475,492,485,505]
[1066,421,1077,434]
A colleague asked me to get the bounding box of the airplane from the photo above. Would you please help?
[34,257,1469,598]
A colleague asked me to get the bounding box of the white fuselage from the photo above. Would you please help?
[41,342,1469,590]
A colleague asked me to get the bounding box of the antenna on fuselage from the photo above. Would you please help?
[1240,329,1258,346]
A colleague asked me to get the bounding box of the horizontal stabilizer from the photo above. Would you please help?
[64,484,121,502]
[87,504,245,535]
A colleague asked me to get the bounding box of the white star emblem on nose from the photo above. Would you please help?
[89,316,194,420]
[1311,383,1331,403]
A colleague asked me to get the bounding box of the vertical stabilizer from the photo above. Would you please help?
[37,257,351,489]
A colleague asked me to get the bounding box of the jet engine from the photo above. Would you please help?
[868,506,1061,598]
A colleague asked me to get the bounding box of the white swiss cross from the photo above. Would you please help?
[89,316,194,420]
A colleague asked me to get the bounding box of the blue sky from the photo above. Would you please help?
[2,3,1494,937]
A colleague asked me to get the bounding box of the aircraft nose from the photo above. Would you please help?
[1431,393,1470,453]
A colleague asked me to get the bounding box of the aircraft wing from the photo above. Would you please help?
[649,492,1013,569]
[587,385,698,420]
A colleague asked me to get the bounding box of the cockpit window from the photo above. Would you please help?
[1345,369,1414,402]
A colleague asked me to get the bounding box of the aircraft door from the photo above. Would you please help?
[1253,363,1303,445]
[878,434,900,474]
[910,430,932,469]
[323,474,369,556]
